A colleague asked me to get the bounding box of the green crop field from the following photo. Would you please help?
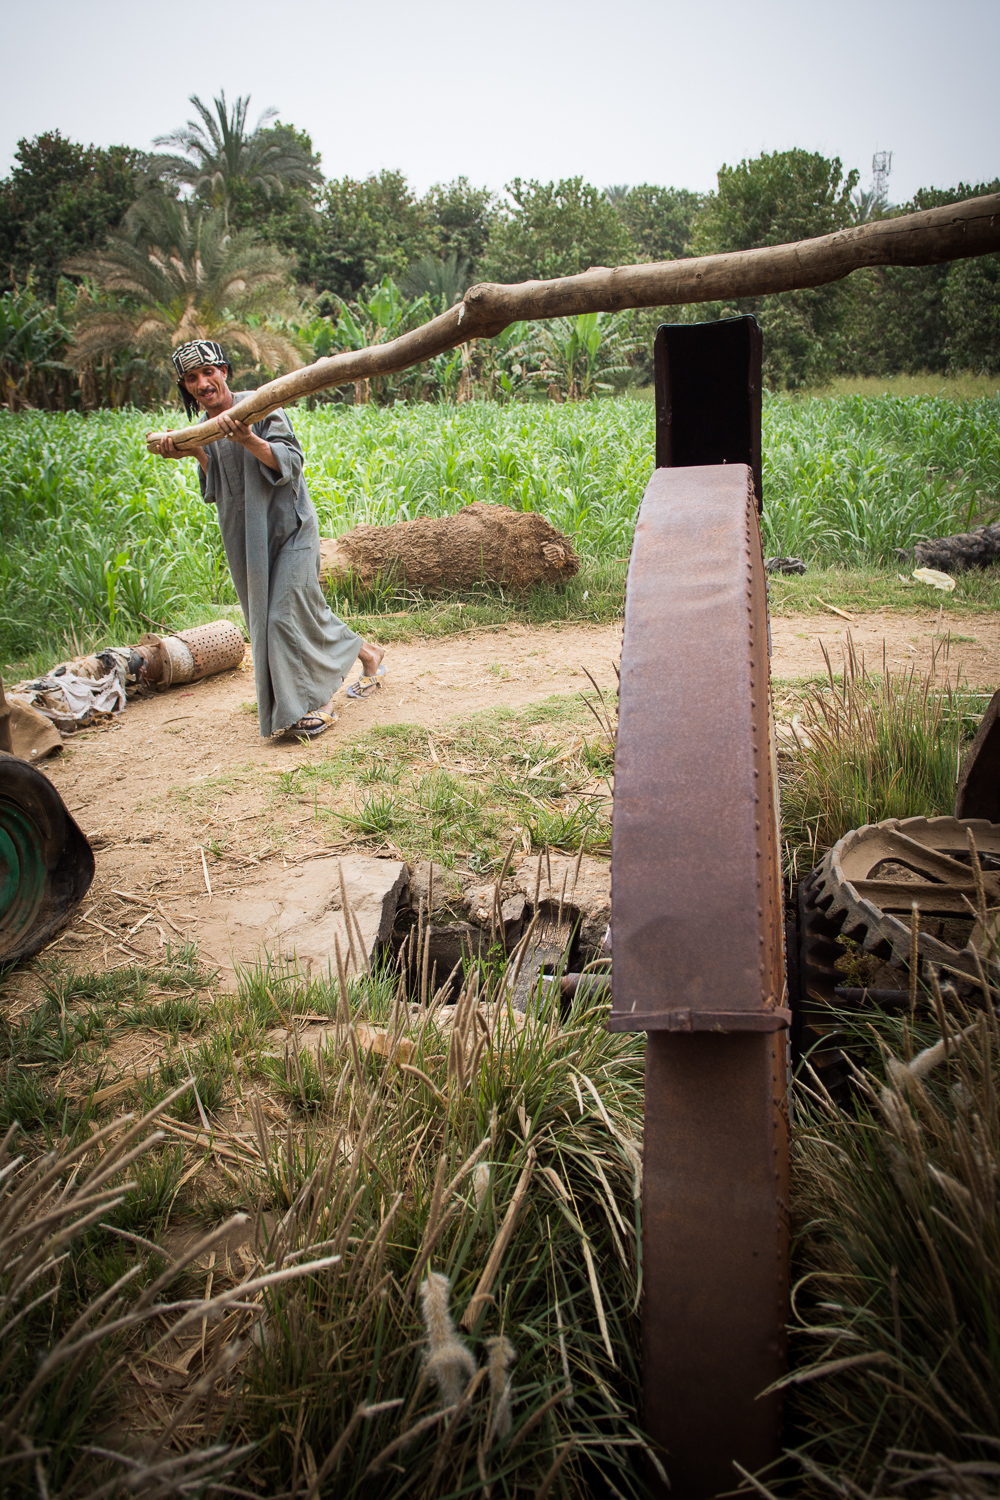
[2,393,999,674]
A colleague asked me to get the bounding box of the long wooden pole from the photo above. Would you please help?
[147,192,1000,453]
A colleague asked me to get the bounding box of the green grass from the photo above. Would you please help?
[0,1067,81,1135]
[2,394,999,673]
[120,993,204,1034]
[326,554,628,650]
[0,944,651,1499]
[41,942,205,1007]
[259,1040,331,1113]
[0,990,107,1068]
[803,371,1000,400]
[767,561,1000,616]
[642,373,1000,402]
[105,1143,187,1235]
[0,945,215,1141]
[264,695,614,869]
[778,639,990,877]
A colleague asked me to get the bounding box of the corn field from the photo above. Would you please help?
[1,393,998,672]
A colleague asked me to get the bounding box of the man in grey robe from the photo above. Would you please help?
[149,341,384,738]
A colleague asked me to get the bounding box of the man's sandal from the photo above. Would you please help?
[291,709,338,739]
[346,663,387,700]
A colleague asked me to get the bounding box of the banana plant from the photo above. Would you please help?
[525,310,638,400]
[0,281,73,411]
[324,278,438,402]
[327,279,434,350]
[470,321,536,402]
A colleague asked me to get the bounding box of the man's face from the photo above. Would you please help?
[181,363,231,413]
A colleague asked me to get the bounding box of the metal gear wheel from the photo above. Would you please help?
[811,814,1000,978]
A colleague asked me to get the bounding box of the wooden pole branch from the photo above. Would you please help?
[148,192,1000,454]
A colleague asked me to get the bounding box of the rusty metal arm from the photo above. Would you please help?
[147,192,1000,453]
[611,464,790,1497]
[609,310,790,1499]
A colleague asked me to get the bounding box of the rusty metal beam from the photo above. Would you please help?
[609,464,787,1035]
[643,1032,789,1496]
[654,317,764,504]
[610,462,789,1496]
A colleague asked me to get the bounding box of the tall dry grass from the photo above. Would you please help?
[780,636,987,876]
[756,977,1000,1499]
[0,936,650,1498]
[0,1080,337,1498]
[233,959,649,1498]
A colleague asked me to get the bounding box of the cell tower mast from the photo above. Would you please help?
[872,150,893,210]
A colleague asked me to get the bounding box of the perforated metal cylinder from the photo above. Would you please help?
[159,634,195,687]
[173,620,246,680]
[0,750,94,962]
[148,620,246,689]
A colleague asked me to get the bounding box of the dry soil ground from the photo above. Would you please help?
[14,607,1000,994]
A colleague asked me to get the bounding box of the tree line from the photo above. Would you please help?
[1,92,997,411]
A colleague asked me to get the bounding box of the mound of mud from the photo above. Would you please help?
[319,502,579,594]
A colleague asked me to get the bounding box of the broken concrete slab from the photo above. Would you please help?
[500,893,527,943]
[460,883,526,945]
[407,859,459,915]
[463,883,498,925]
[195,855,408,983]
[513,854,611,959]
[424,922,489,984]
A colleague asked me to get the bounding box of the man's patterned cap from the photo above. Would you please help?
[172,340,229,376]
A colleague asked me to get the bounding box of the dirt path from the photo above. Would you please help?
[771,607,998,683]
[20,608,998,984]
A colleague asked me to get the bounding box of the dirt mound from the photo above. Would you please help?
[319,502,579,593]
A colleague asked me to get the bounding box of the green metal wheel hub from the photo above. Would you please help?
[0,798,46,949]
[0,752,94,964]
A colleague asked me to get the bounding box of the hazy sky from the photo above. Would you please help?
[3,0,997,204]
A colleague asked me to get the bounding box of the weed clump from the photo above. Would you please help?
[775,983,1000,1497]
[0,935,649,1497]
[780,636,987,874]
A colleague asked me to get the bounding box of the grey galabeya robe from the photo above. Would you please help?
[200,409,361,737]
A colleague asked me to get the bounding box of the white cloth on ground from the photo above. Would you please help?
[11,664,127,728]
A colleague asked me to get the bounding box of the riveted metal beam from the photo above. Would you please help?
[610,461,789,1497]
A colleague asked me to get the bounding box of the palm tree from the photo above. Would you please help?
[64,194,304,390]
[851,186,880,223]
[604,184,631,206]
[149,92,322,224]
[401,251,473,307]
